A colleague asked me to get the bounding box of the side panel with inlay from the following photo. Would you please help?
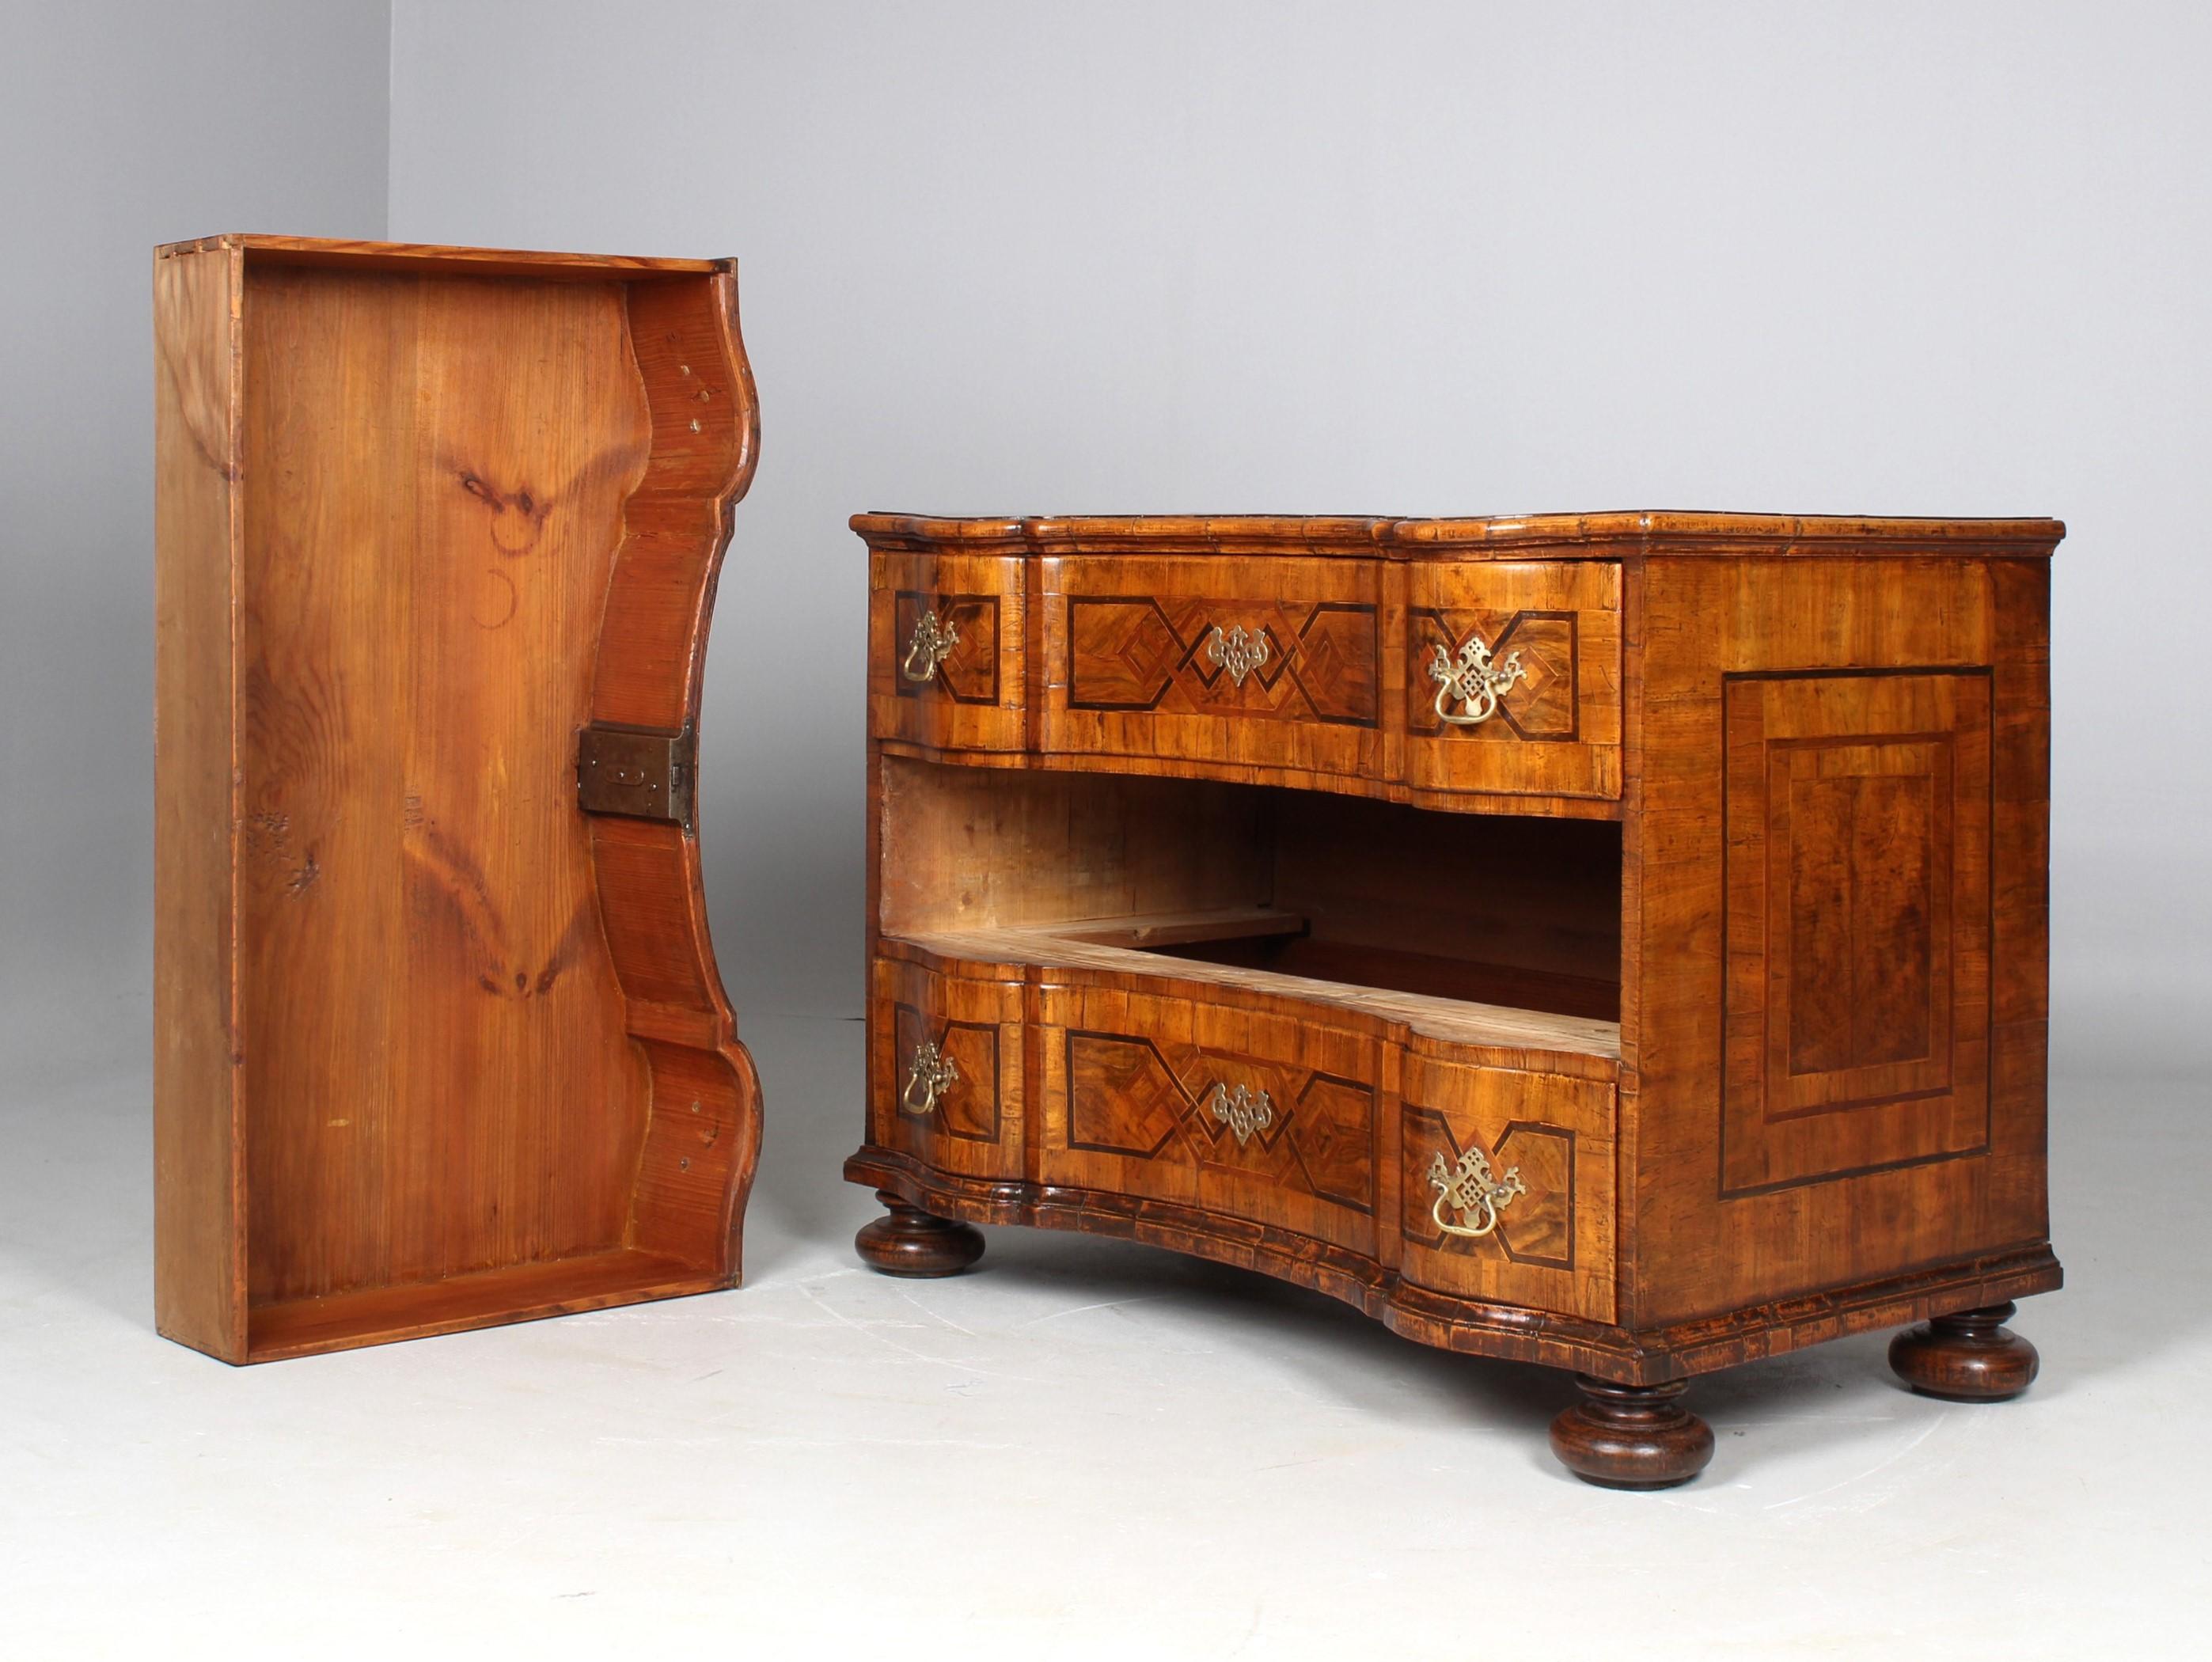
[1721,670,1994,1192]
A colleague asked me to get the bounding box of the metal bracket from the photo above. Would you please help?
[576,723,696,833]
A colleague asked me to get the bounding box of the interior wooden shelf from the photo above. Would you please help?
[894,913,1622,1063]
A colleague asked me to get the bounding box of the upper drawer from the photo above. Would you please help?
[869,552,1025,752]
[1401,560,1622,803]
[1036,554,1384,789]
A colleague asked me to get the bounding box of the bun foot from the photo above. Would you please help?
[855,1191,985,1278]
[1889,1302,2039,1402]
[1550,1375,1715,1490]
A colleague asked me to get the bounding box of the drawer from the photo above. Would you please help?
[1397,1048,1615,1322]
[1038,554,1383,787]
[1038,981,1379,1255]
[871,954,1025,1180]
[869,552,1025,752]
[1401,560,1621,801]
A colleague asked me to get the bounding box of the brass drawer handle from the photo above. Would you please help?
[1205,624,1269,688]
[1429,634,1525,726]
[1429,1146,1526,1238]
[1208,1081,1273,1146]
[901,1041,960,1116]
[901,610,959,682]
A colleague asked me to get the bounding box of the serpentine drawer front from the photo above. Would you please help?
[1038,552,1385,791]
[849,510,2065,1491]
[871,953,1025,1182]
[1397,1048,1617,1323]
[1400,556,1622,803]
[868,548,1025,753]
[1037,981,1381,1258]
[860,517,1622,809]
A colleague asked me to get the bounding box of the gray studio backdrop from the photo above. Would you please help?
[6,2,2207,1088]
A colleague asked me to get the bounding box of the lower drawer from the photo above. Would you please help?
[1396,1048,1616,1322]
[1037,981,1380,1256]
[871,955,1025,1181]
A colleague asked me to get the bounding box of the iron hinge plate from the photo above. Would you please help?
[576,723,696,833]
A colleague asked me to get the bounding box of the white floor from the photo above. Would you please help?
[3,1011,2205,1658]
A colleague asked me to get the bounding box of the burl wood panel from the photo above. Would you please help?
[1039,981,1381,1256]
[154,237,762,1360]
[1629,556,2051,1326]
[872,955,1025,1182]
[1397,1048,1616,1322]
[1721,670,1992,1193]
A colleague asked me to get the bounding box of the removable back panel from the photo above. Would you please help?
[154,237,764,1362]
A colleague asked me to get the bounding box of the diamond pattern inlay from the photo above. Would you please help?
[1067,597,1377,727]
[1062,1030,1373,1216]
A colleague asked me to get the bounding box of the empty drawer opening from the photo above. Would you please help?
[878,757,1622,1055]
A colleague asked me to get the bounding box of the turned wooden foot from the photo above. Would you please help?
[854,1191,985,1278]
[1888,1301,2039,1401]
[1549,1375,1715,1490]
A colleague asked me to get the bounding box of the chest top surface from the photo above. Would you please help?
[852,510,2063,559]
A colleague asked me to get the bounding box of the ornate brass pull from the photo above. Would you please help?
[1208,1081,1273,1146]
[901,1041,960,1117]
[1205,624,1269,688]
[901,610,959,683]
[1428,1146,1526,1238]
[1429,634,1525,726]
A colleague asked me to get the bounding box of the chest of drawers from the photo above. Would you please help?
[847,511,2062,1487]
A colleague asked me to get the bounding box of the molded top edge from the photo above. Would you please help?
[851,510,2064,554]
[155,234,729,279]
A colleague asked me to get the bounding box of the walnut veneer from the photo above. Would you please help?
[846,510,2062,1486]
[154,237,763,1360]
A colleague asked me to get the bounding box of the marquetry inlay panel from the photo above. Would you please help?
[1396,1052,1616,1322]
[1720,670,1994,1194]
[1038,982,1379,1255]
[1400,559,1622,802]
[1064,595,1379,727]
[1038,553,1385,789]
[871,954,1025,1181]
[868,551,1025,753]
